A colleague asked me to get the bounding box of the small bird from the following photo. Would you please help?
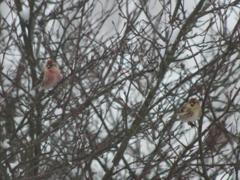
[206,123,230,151]
[33,60,61,89]
[175,99,202,124]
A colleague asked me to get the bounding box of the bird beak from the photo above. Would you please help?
[47,65,51,68]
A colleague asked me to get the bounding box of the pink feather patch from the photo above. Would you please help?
[43,68,61,89]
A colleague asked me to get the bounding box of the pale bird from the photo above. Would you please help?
[206,123,230,151]
[176,98,202,122]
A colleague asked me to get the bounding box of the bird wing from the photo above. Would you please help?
[177,104,193,117]
[178,103,187,114]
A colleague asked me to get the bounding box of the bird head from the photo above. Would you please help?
[46,60,57,69]
[188,98,199,106]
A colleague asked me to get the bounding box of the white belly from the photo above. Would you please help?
[183,111,199,122]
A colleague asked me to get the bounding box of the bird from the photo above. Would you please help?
[205,123,230,151]
[33,60,61,89]
[175,99,202,126]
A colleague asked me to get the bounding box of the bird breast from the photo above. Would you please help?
[184,110,200,122]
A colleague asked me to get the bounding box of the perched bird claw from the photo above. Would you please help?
[188,122,196,127]
[48,89,54,94]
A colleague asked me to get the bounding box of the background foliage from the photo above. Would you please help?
[0,0,240,179]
